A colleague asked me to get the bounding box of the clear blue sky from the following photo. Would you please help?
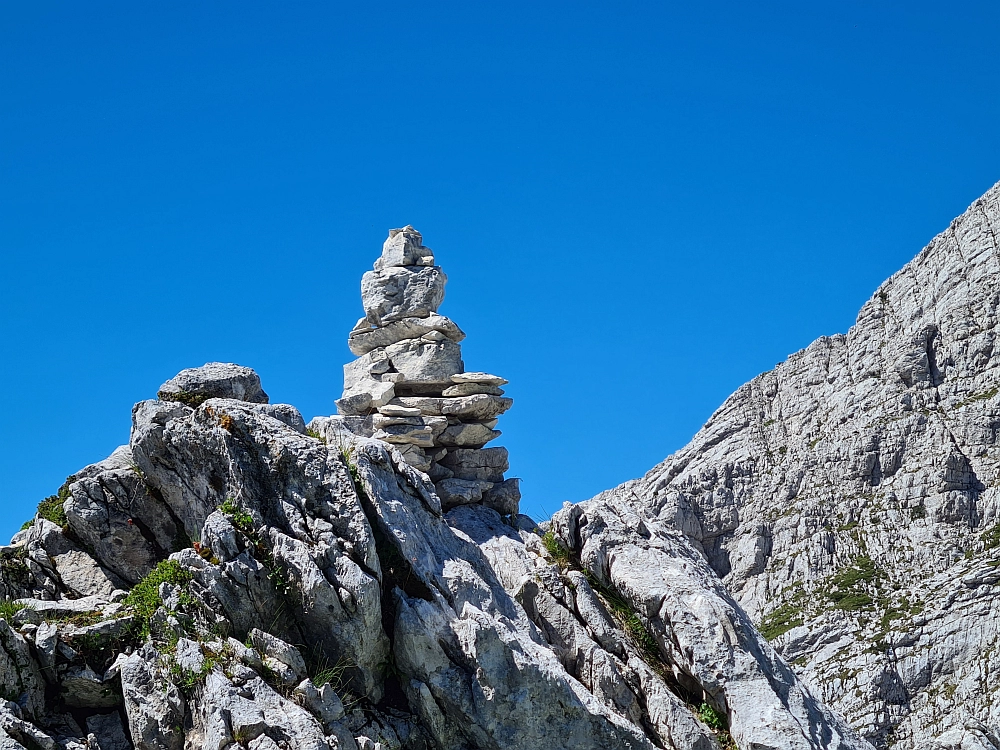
[3,2,999,541]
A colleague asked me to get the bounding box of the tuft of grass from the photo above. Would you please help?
[219,500,293,600]
[823,555,883,611]
[305,428,328,444]
[981,523,1000,549]
[19,520,33,532]
[340,446,363,491]
[956,387,999,408]
[311,655,353,690]
[582,571,661,662]
[758,602,805,641]
[541,532,573,570]
[232,727,253,746]
[0,600,27,623]
[168,651,217,694]
[36,476,76,528]
[219,499,254,533]
[122,560,193,640]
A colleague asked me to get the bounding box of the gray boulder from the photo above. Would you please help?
[373,225,435,270]
[361,266,446,326]
[157,362,268,406]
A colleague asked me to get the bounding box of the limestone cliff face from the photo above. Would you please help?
[568,181,1000,749]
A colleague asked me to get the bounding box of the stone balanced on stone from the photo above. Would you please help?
[336,226,520,516]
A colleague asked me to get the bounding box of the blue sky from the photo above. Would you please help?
[2,2,999,540]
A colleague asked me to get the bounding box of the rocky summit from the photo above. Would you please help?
[3,191,1000,750]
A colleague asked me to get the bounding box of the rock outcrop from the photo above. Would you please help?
[325,225,520,518]
[573,181,1000,748]
[0,384,867,743]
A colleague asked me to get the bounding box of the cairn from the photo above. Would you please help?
[336,226,520,516]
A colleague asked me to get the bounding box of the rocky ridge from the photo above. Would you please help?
[563,180,1000,749]
[0,225,879,749]
[327,225,519,517]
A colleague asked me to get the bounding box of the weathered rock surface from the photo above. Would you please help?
[4,355,872,750]
[580,181,1000,748]
[157,362,268,406]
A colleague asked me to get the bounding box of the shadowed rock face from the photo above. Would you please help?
[581,181,1000,749]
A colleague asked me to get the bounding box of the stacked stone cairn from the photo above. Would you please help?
[335,226,520,516]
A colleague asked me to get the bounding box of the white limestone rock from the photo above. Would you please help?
[361,266,446,326]
[451,372,508,386]
[436,422,501,448]
[120,647,185,750]
[373,225,435,270]
[157,362,268,406]
[348,313,465,356]
[549,495,871,750]
[382,338,464,385]
[439,447,509,482]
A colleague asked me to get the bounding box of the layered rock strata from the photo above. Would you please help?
[331,226,519,516]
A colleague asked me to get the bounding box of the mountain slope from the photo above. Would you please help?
[561,181,1000,749]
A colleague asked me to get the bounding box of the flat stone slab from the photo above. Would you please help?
[435,478,494,509]
[378,404,422,417]
[390,395,512,421]
[349,313,465,356]
[451,372,508,386]
[442,383,504,397]
[436,423,502,448]
[440,447,509,482]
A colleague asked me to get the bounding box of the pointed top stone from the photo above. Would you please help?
[374,225,435,270]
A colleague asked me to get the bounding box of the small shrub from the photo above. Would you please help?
[982,523,1000,549]
[219,499,254,533]
[19,520,33,532]
[36,476,76,527]
[122,560,193,640]
[696,701,728,730]
[0,547,30,584]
